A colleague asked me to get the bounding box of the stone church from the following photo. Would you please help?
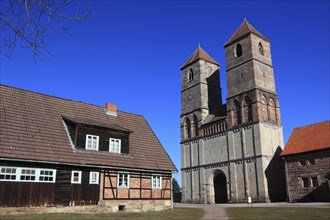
[180,19,286,203]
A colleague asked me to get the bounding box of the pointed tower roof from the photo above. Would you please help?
[224,18,269,47]
[181,45,219,70]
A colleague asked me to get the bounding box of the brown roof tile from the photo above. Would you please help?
[62,115,131,132]
[181,46,219,70]
[224,19,269,47]
[281,120,330,156]
[0,85,176,172]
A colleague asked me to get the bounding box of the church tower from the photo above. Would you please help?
[224,18,281,128]
[180,46,222,140]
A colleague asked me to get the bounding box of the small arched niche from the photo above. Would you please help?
[233,99,241,125]
[243,96,253,122]
[185,117,191,139]
[258,42,264,55]
[193,115,199,137]
[188,68,194,82]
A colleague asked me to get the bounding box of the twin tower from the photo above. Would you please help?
[180,19,286,203]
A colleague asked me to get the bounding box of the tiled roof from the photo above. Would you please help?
[224,19,269,47]
[0,85,176,172]
[281,120,330,156]
[62,115,131,133]
[181,46,219,70]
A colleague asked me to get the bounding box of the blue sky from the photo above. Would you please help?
[1,1,329,186]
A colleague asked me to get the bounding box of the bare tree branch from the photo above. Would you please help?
[0,0,91,62]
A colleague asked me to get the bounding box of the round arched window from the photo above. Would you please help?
[235,44,242,57]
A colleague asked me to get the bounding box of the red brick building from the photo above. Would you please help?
[281,120,330,202]
[0,85,176,211]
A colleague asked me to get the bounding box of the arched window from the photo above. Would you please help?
[261,95,268,121]
[185,117,191,139]
[243,96,253,122]
[235,43,242,57]
[193,115,199,137]
[188,68,194,82]
[233,99,241,125]
[268,98,276,122]
[258,42,264,55]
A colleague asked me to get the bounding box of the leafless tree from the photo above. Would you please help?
[0,0,91,62]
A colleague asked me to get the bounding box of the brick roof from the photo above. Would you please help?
[181,46,219,70]
[224,19,269,47]
[281,120,330,156]
[0,85,176,172]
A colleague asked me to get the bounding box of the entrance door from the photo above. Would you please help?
[213,173,228,203]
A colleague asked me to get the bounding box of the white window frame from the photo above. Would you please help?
[151,174,162,189]
[89,171,99,184]
[20,168,36,182]
[0,166,56,183]
[71,170,82,184]
[38,169,56,182]
[117,172,130,189]
[0,167,17,181]
[85,134,99,151]
[109,138,121,154]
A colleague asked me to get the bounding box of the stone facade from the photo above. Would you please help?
[180,20,286,203]
[284,149,330,202]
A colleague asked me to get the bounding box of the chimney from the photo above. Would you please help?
[105,102,117,116]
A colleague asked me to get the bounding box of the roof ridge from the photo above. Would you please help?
[0,84,143,117]
[245,20,252,32]
[295,120,330,129]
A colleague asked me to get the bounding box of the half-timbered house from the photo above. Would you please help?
[0,85,176,211]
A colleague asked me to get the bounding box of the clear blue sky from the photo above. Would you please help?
[1,1,329,186]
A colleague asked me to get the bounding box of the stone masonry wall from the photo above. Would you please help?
[0,200,172,215]
[181,122,285,203]
[284,149,330,202]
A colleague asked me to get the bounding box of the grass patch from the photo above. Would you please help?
[227,207,330,220]
[0,207,204,220]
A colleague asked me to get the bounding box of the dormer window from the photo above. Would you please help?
[109,138,121,153]
[188,68,194,82]
[85,135,99,151]
[235,43,242,57]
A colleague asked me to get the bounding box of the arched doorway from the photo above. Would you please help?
[213,172,228,203]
